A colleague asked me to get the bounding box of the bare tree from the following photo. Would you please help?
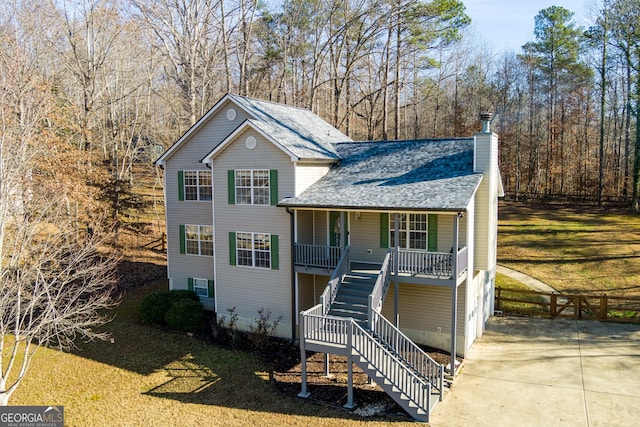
[132,0,224,125]
[0,6,119,404]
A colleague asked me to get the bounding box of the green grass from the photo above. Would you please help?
[13,201,638,424]
[11,280,414,426]
[495,273,548,315]
[498,202,640,296]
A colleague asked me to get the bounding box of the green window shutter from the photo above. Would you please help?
[179,225,186,254]
[187,277,194,292]
[428,214,438,252]
[270,234,279,270]
[208,280,214,298]
[380,213,389,248]
[178,171,185,201]
[270,169,278,205]
[227,170,235,204]
[229,231,236,266]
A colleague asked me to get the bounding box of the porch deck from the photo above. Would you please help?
[294,244,468,281]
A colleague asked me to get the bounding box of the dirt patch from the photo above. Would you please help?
[267,342,460,419]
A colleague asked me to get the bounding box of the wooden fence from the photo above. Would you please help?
[140,233,166,251]
[495,287,640,323]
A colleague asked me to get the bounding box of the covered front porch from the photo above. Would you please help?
[295,243,468,283]
[291,208,470,379]
[292,209,469,286]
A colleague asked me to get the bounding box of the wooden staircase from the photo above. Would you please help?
[328,269,377,323]
[299,252,444,422]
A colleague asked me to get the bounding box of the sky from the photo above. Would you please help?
[463,0,593,51]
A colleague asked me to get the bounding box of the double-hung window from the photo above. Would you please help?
[187,277,214,298]
[235,169,270,205]
[388,213,432,250]
[192,278,210,297]
[179,170,212,201]
[182,225,213,256]
[236,232,271,268]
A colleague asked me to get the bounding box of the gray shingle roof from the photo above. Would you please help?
[229,94,349,160]
[279,139,483,211]
[157,94,350,165]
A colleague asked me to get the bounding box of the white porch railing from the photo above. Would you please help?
[393,247,468,277]
[367,249,392,323]
[293,244,342,269]
[319,246,350,315]
[369,310,444,393]
[299,310,441,421]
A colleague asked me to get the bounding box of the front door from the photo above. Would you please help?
[329,211,349,247]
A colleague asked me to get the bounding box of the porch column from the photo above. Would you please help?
[450,213,461,375]
[340,211,346,248]
[393,213,400,327]
[290,208,297,341]
[344,320,355,409]
[324,353,330,377]
[298,312,310,398]
[452,213,460,278]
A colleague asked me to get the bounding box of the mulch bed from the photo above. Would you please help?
[266,340,461,419]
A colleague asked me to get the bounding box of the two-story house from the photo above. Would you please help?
[156,94,502,421]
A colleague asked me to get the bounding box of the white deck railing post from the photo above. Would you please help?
[298,311,310,398]
[344,319,355,409]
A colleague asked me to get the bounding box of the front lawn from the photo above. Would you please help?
[495,273,548,316]
[12,280,414,426]
[498,202,640,296]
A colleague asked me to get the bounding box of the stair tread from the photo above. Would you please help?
[334,301,367,308]
[316,267,441,422]
[329,309,367,317]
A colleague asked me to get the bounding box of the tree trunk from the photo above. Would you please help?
[632,63,640,212]
[598,15,608,205]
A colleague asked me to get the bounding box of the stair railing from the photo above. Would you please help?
[349,317,433,419]
[319,245,350,315]
[367,249,392,324]
[369,310,444,399]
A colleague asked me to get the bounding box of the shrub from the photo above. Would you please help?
[140,289,200,327]
[164,299,205,332]
[167,290,200,303]
[248,307,281,352]
[140,292,173,325]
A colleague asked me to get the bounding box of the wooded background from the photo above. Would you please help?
[2,0,640,234]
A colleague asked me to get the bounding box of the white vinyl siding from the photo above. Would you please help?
[382,281,468,354]
[294,162,331,196]
[212,127,292,339]
[295,210,314,244]
[297,273,331,314]
[163,99,245,306]
[473,132,499,271]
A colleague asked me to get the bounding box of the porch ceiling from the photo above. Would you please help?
[279,139,482,211]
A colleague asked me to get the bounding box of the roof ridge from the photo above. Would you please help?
[227,93,313,114]
[335,137,474,145]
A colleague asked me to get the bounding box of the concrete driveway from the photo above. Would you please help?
[429,317,640,427]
